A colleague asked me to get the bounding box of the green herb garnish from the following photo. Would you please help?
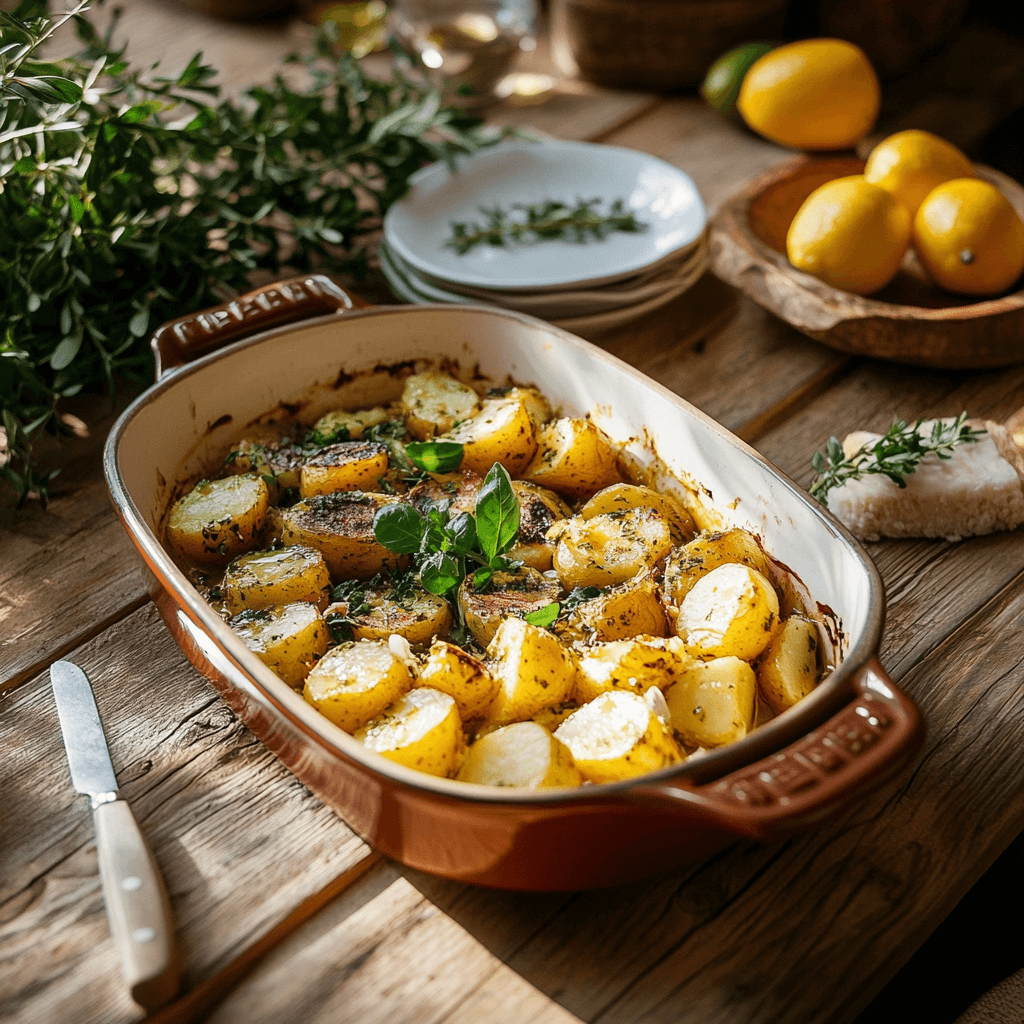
[809,413,985,505]
[524,603,559,629]
[0,0,503,504]
[446,198,648,255]
[524,585,606,629]
[405,440,464,474]
[373,462,518,598]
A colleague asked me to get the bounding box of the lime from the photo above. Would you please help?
[700,42,776,122]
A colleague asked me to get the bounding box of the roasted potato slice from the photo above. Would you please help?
[166,475,269,564]
[554,690,684,783]
[510,481,573,571]
[417,639,498,721]
[457,566,562,648]
[757,616,821,714]
[555,569,668,643]
[522,417,622,499]
[312,405,390,442]
[304,638,413,733]
[231,601,328,688]
[222,545,331,615]
[549,508,672,590]
[280,491,407,580]
[327,579,452,645]
[665,656,756,748]
[457,722,582,789]
[225,435,304,500]
[574,635,693,704]
[407,469,483,513]
[300,441,390,497]
[440,396,537,477]
[675,563,779,661]
[356,688,465,778]
[401,371,481,440]
[581,483,696,545]
[482,617,578,727]
[662,528,774,611]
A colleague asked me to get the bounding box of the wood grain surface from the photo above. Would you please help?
[6,4,1024,1024]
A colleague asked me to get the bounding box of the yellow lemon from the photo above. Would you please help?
[864,130,975,217]
[786,176,911,295]
[737,39,880,151]
[913,178,1024,296]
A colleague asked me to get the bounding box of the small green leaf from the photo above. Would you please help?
[420,551,460,596]
[447,512,477,556]
[525,603,559,629]
[475,463,519,562]
[405,440,463,473]
[373,502,424,554]
[50,333,82,370]
[129,308,149,337]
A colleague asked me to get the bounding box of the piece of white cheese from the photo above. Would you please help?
[828,420,1024,542]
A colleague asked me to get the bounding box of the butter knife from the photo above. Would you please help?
[50,660,181,1011]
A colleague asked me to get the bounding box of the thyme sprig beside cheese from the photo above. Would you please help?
[809,413,984,504]
[445,197,648,254]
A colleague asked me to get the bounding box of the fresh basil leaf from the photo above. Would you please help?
[423,506,452,552]
[373,503,424,554]
[525,603,559,629]
[448,512,477,555]
[472,566,493,591]
[405,440,464,473]
[420,551,460,596]
[475,463,519,562]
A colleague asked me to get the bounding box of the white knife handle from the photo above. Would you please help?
[93,799,181,1010]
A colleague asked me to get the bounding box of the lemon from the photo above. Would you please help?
[914,178,1024,296]
[700,42,775,122]
[786,176,911,295]
[737,38,880,151]
[864,130,975,217]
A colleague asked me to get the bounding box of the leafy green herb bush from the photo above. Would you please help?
[0,0,498,503]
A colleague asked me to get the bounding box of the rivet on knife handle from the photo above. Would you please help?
[94,799,182,1010]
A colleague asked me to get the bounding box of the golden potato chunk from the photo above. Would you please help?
[581,483,696,545]
[675,563,779,661]
[222,545,331,616]
[458,567,562,648]
[418,640,498,721]
[407,469,483,513]
[312,405,390,442]
[303,639,412,733]
[225,435,304,500]
[503,386,552,430]
[327,580,452,645]
[665,656,756,748]
[510,481,573,571]
[166,475,269,564]
[522,417,622,499]
[482,617,578,727]
[231,601,328,688]
[280,492,406,580]
[574,636,692,704]
[457,722,582,789]
[757,616,821,715]
[355,688,465,778]
[549,508,672,591]
[555,569,668,643]
[401,371,481,440]
[554,690,684,783]
[300,441,389,497]
[440,396,537,477]
[662,528,774,611]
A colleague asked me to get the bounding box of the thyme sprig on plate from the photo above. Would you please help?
[446,197,648,254]
[809,413,985,505]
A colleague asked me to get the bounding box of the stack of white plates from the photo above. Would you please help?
[381,140,708,333]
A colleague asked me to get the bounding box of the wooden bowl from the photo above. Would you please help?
[710,155,1024,368]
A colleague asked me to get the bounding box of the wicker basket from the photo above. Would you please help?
[550,0,789,91]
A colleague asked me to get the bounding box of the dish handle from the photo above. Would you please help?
[627,658,923,840]
[150,275,367,379]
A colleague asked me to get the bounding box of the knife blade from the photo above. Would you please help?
[51,660,181,1011]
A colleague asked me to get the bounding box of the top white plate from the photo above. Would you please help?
[383,140,707,291]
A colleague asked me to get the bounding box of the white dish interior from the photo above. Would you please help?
[383,140,707,291]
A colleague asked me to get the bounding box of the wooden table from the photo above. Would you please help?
[5,5,1024,1023]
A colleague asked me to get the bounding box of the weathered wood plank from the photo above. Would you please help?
[0,604,372,1024]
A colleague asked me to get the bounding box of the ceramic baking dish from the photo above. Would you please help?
[104,275,922,891]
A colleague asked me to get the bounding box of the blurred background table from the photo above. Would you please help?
[4,2,1024,1023]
